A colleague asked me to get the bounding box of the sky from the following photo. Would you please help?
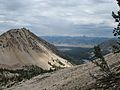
[0,0,119,37]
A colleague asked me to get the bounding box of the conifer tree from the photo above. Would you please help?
[112,0,120,53]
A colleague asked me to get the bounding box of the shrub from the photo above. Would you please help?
[0,65,53,89]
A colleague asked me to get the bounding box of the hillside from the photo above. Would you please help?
[99,38,118,54]
[6,52,120,90]
[0,28,72,70]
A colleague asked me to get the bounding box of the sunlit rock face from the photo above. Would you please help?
[0,28,72,70]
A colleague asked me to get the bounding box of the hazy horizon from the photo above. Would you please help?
[0,29,115,38]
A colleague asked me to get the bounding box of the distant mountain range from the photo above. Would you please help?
[41,36,112,46]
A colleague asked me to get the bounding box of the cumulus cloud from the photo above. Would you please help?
[0,0,118,37]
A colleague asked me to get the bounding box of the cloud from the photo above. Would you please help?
[91,0,110,4]
[0,0,118,37]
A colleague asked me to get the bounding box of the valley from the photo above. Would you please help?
[42,36,115,65]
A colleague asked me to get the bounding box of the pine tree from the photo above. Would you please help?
[92,45,112,77]
[112,0,120,53]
